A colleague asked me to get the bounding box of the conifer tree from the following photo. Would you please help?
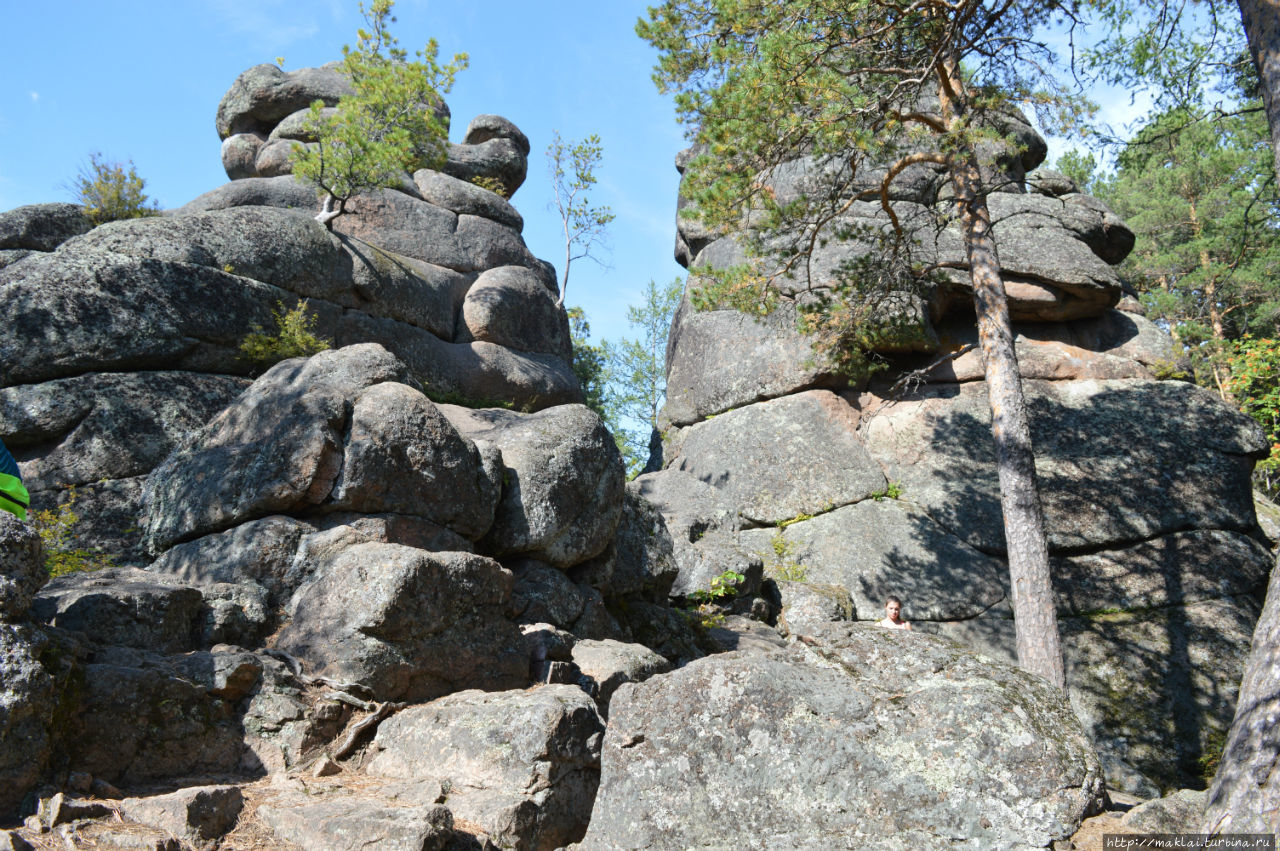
[639,0,1092,689]
[291,0,467,226]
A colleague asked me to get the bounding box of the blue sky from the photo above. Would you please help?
[0,0,690,345]
[1,1,1160,347]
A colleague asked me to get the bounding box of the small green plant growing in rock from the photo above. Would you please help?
[765,532,807,581]
[69,152,161,225]
[871,481,903,501]
[699,569,745,603]
[468,175,509,197]
[239,301,332,369]
[685,569,745,628]
[32,489,114,577]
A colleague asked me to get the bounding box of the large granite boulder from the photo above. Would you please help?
[31,567,206,654]
[0,512,45,620]
[2,64,576,570]
[368,685,604,850]
[647,105,1273,801]
[1203,552,1280,836]
[666,389,886,524]
[275,543,527,702]
[140,344,516,559]
[581,624,1104,849]
[443,404,626,568]
[143,344,408,549]
[0,203,92,252]
[0,624,57,820]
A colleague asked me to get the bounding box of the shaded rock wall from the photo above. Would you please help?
[645,139,1273,794]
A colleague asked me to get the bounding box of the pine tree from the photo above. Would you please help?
[290,0,467,226]
[638,0,1093,689]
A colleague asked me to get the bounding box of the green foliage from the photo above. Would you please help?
[1052,148,1099,194]
[32,490,114,577]
[871,481,903,501]
[1098,101,1280,380]
[1082,0,1252,115]
[239,301,332,368]
[548,132,615,304]
[468,175,509,197]
[602,278,684,476]
[1224,336,1280,497]
[568,306,610,419]
[637,0,1091,375]
[70,152,161,225]
[291,0,467,225]
[765,532,807,581]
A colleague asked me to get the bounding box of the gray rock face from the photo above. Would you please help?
[176,175,318,214]
[571,483,679,602]
[442,137,529,199]
[275,543,527,701]
[0,371,249,490]
[862,379,1266,553]
[669,390,886,524]
[1203,553,1280,836]
[329,381,500,538]
[119,785,244,846]
[463,114,531,156]
[216,63,353,140]
[0,203,91,251]
[332,188,538,274]
[775,581,856,635]
[68,653,248,785]
[0,624,55,820]
[259,793,453,851]
[936,595,1261,794]
[661,297,847,427]
[743,500,1007,621]
[31,567,206,653]
[445,404,625,568]
[142,344,410,551]
[413,169,523,230]
[368,685,604,850]
[458,266,571,358]
[582,624,1103,850]
[0,513,45,621]
[570,638,672,717]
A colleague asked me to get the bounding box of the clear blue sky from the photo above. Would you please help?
[0,0,690,346]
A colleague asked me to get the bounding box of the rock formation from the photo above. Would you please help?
[640,126,1274,797]
[0,62,571,565]
[0,57,1264,850]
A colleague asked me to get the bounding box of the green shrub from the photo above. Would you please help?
[764,532,807,581]
[70,152,161,225]
[32,489,114,577]
[239,301,332,369]
[468,175,509,197]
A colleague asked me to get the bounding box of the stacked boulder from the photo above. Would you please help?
[0,62,684,849]
[0,62,575,564]
[640,131,1273,795]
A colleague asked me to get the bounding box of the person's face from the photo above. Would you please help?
[885,601,901,621]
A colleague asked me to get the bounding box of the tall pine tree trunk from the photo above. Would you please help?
[1238,0,1280,177]
[939,58,1065,691]
[1202,560,1280,835]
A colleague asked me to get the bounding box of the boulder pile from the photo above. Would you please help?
[0,62,574,564]
[0,58,1267,850]
[639,124,1274,796]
